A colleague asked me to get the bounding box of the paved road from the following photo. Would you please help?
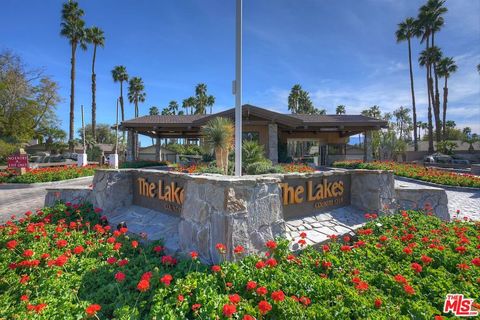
[0,177,93,223]
[394,179,480,221]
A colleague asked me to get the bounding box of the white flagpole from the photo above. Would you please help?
[234,0,243,176]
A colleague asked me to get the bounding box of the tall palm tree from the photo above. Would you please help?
[335,105,346,115]
[418,0,447,143]
[436,57,457,140]
[288,84,302,114]
[112,66,129,143]
[419,46,441,152]
[149,106,159,115]
[60,1,87,150]
[396,17,422,151]
[193,83,215,114]
[85,27,105,142]
[201,117,234,175]
[128,77,146,117]
[182,97,194,115]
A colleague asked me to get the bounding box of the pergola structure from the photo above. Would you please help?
[119,104,388,165]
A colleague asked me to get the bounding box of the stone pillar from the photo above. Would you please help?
[363,130,373,162]
[350,170,395,214]
[155,138,161,162]
[268,123,278,164]
[126,130,134,162]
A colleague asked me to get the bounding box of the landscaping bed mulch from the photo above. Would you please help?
[1,202,479,319]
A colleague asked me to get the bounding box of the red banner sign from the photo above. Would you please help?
[7,154,29,168]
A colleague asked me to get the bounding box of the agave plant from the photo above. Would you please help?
[201,117,234,175]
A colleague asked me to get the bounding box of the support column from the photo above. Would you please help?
[155,138,161,162]
[268,123,278,164]
[363,130,373,162]
[126,130,134,162]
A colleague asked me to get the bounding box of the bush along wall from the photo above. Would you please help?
[1,202,479,319]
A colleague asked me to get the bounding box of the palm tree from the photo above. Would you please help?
[85,27,105,142]
[193,83,215,114]
[149,106,159,115]
[168,101,180,115]
[418,0,447,144]
[112,66,129,143]
[335,105,346,115]
[419,46,441,152]
[436,57,457,140]
[60,1,87,150]
[128,77,146,117]
[477,64,480,74]
[288,84,302,114]
[182,97,195,115]
[201,117,234,174]
[396,17,422,151]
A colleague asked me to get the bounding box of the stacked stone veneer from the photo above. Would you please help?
[44,168,449,263]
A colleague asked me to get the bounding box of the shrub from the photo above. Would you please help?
[0,165,97,183]
[245,160,284,175]
[1,203,479,319]
[242,140,266,168]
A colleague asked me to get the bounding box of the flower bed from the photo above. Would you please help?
[1,203,479,319]
[175,163,315,175]
[0,165,97,184]
[333,160,480,188]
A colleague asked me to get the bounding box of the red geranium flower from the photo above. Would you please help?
[255,261,265,269]
[298,239,307,246]
[118,259,129,267]
[192,304,201,311]
[403,247,413,255]
[23,249,34,257]
[161,274,173,286]
[299,296,311,306]
[215,243,226,253]
[211,265,222,273]
[137,279,150,292]
[153,245,163,253]
[222,304,236,318]
[340,245,351,252]
[258,300,272,315]
[300,232,307,239]
[355,281,369,292]
[322,261,332,269]
[73,246,84,255]
[229,294,241,304]
[20,295,29,302]
[374,298,382,309]
[265,240,277,249]
[243,315,255,320]
[394,274,407,284]
[56,239,68,248]
[246,280,257,290]
[131,240,138,248]
[6,240,18,250]
[85,304,101,317]
[256,286,268,296]
[271,290,285,302]
[266,258,277,267]
[421,255,432,264]
[472,257,480,267]
[322,244,330,252]
[177,295,184,302]
[190,251,198,259]
[106,257,117,265]
[455,246,467,254]
[411,262,422,273]
[115,271,125,282]
[457,263,470,270]
[234,245,244,254]
[379,235,388,242]
[403,284,415,295]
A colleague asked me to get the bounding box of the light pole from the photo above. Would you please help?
[234,0,243,176]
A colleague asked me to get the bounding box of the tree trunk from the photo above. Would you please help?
[427,68,434,153]
[69,42,77,151]
[224,147,229,175]
[442,77,448,140]
[407,39,418,151]
[431,32,442,143]
[215,147,223,173]
[91,45,97,142]
[120,81,126,150]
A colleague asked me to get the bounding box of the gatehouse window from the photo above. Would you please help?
[242,131,259,142]
[287,139,320,164]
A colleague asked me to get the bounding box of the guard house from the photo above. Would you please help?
[120,104,387,165]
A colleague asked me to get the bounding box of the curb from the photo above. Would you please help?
[0,176,94,190]
[394,175,480,192]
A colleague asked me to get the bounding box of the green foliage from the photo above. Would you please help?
[287,84,325,115]
[242,140,266,168]
[86,145,102,162]
[0,139,19,163]
[1,204,479,319]
[435,141,457,155]
[164,143,202,155]
[77,124,117,145]
[0,165,96,183]
[245,160,284,175]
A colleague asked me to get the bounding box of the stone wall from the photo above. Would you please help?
[395,185,449,221]
[45,187,92,207]
[350,170,395,214]
[91,169,133,214]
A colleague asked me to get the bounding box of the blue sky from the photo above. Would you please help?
[1,0,479,146]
